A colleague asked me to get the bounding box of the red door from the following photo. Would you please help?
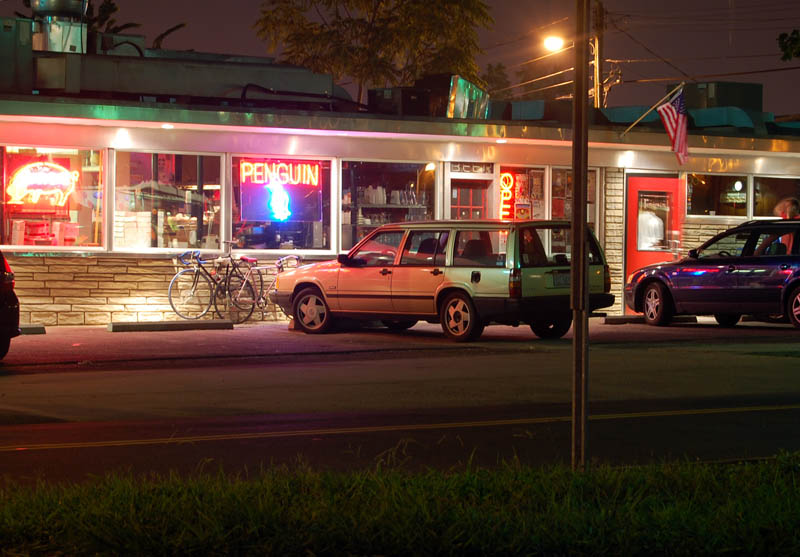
[625,175,684,313]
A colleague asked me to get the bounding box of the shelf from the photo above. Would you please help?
[342,203,427,209]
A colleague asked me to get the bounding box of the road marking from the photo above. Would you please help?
[3,403,800,452]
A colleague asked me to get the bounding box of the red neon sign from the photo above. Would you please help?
[239,160,320,187]
[7,162,78,206]
[499,172,515,219]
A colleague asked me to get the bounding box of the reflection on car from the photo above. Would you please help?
[0,250,20,359]
[270,220,614,341]
[624,219,800,328]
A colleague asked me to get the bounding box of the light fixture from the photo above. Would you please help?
[161,123,174,129]
[424,162,436,172]
[733,180,743,192]
[496,139,508,144]
[544,36,565,52]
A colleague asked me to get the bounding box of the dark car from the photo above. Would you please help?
[1,250,20,359]
[625,220,800,328]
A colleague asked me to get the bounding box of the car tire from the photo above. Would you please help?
[292,287,333,334]
[382,319,417,331]
[530,313,573,339]
[440,292,483,342]
[714,313,741,327]
[787,286,800,329]
[642,282,673,326]
[0,336,9,360]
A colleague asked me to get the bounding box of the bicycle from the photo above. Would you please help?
[222,254,302,323]
[168,247,258,323]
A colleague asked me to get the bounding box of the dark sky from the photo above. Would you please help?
[1,0,798,115]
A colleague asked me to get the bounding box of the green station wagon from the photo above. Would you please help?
[270,220,614,341]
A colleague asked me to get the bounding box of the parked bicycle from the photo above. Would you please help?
[167,250,232,320]
[222,254,302,323]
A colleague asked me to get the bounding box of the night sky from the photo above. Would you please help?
[1,0,798,115]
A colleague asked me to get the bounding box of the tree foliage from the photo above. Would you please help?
[254,0,492,102]
[778,30,800,61]
[480,63,510,97]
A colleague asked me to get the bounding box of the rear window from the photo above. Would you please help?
[519,225,603,267]
[453,230,507,267]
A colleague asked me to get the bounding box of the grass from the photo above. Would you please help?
[1,452,799,555]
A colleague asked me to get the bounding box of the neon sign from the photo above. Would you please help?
[7,162,78,206]
[499,172,515,219]
[237,159,323,223]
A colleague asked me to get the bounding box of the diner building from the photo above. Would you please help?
[2,12,800,326]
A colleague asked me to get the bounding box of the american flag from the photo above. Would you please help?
[656,88,689,165]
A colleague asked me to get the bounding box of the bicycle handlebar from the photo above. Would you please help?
[177,250,210,266]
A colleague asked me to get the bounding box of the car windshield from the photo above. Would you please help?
[696,231,751,258]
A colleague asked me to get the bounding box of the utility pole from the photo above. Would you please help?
[592,0,605,108]
[571,0,591,471]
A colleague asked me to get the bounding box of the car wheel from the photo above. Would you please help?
[440,292,483,342]
[642,282,673,326]
[714,313,741,327]
[787,286,800,329]
[0,336,9,360]
[292,287,333,334]
[530,313,573,339]
[381,319,417,331]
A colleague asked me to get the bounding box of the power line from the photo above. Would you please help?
[482,16,569,51]
[492,67,575,94]
[610,19,693,80]
[622,64,800,84]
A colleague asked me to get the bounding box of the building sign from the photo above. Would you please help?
[7,162,78,207]
[499,172,515,219]
[236,158,322,223]
[450,162,493,174]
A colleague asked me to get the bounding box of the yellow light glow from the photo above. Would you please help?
[424,162,436,172]
[544,36,565,52]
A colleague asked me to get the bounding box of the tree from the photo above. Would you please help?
[778,30,800,61]
[254,0,492,103]
[481,63,510,98]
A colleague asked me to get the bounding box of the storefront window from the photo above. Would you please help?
[551,168,597,225]
[1,146,103,247]
[341,161,434,250]
[115,152,221,249]
[687,173,747,216]
[498,167,545,219]
[754,176,800,217]
[233,156,331,250]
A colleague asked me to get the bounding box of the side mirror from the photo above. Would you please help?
[688,249,698,259]
[337,254,350,265]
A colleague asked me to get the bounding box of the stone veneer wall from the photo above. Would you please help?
[7,254,286,326]
[603,168,625,315]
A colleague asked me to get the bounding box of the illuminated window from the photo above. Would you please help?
[1,146,104,247]
[233,156,331,250]
[114,152,221,250]
[498,167,545,220]
[753,176,800,217]
[687,173,747,216]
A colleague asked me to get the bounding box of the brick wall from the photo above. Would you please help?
[8,254,286,326]
[680,221,732,256]
[603,168,625,315]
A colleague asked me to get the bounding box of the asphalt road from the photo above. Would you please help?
[1,318,799,482]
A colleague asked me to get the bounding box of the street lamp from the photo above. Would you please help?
[542,32,603,108]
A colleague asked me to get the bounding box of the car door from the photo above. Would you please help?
[734,226,799,313]
[336,229,405,313]
[671,229,754,313]
[390,230,449,315]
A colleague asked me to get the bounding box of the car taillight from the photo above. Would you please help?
[603,264,611,293]
[509,268,521,299]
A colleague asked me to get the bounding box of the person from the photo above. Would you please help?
[755,197,800,255]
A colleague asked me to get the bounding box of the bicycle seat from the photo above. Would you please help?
[239,256,258,264]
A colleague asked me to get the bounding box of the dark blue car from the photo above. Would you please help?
[1,250,20,359]
[625,220,800,328]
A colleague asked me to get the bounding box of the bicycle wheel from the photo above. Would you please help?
[215,270,256,323]
[168,268,213,319]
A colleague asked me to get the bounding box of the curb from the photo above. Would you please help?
[604,315,698,325]
[107,320,234,332]
[20,324,46,335]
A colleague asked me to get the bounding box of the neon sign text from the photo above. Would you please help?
[240,161,320,187]
[499,172,515,219]
[7,162,78,206]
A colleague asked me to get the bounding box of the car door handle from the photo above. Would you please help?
[430,268,442,276]
[380,268,392,275]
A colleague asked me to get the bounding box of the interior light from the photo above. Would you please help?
[734,180,743,191]
[424,162,436,172]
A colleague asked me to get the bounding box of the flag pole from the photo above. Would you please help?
[619,81,685,138]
